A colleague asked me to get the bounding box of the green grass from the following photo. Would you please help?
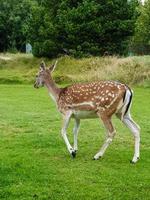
[0,84,150,199]
[0,53,150,86]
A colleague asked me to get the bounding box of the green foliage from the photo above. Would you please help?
[134,0,150,44]
[28,0,139,57]
[28,4,60,57]
[131,0,150,54]
[0,0,141,56]
[56,0,138,57]
[0,85,150,199]
[0,0,37,52]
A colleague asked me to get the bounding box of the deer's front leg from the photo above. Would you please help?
[61,111,76,157]
[73,118,80,152]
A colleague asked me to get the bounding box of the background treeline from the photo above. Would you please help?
[0,0,150,57]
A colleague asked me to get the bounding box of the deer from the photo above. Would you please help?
[34,61,140,163]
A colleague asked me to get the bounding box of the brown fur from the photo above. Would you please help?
[58,81,126,117]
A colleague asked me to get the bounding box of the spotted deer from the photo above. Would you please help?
[34,61,140,163]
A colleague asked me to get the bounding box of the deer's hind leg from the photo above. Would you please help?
[94,112,116,160]
[116,110,140,163]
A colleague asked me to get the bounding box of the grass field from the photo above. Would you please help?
[0,84,150,200]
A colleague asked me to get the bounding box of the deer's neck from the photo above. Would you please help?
[44,78,61,102]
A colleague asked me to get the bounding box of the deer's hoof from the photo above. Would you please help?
[71,151,76,158]
[130,160,135,164]
[130,160,138,164]
[93,156,102,160]
[130,157,139,164]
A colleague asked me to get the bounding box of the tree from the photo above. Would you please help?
[27,3,60,57]
[0,0,36,52]
[132,0,150,54]
[0,0,139,56]
[56,0,139,57]
[29,0,138,57]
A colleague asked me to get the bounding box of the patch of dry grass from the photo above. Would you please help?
[0,53,150,86]
[64,56,150,86]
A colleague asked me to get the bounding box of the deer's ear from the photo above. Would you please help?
[40,61,46,70]
[49,60,58,72]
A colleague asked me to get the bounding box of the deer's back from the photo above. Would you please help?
[58,81,127,116]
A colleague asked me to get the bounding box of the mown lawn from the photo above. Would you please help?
[0,84,150,200]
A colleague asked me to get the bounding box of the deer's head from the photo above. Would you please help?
[34,61,57,88]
